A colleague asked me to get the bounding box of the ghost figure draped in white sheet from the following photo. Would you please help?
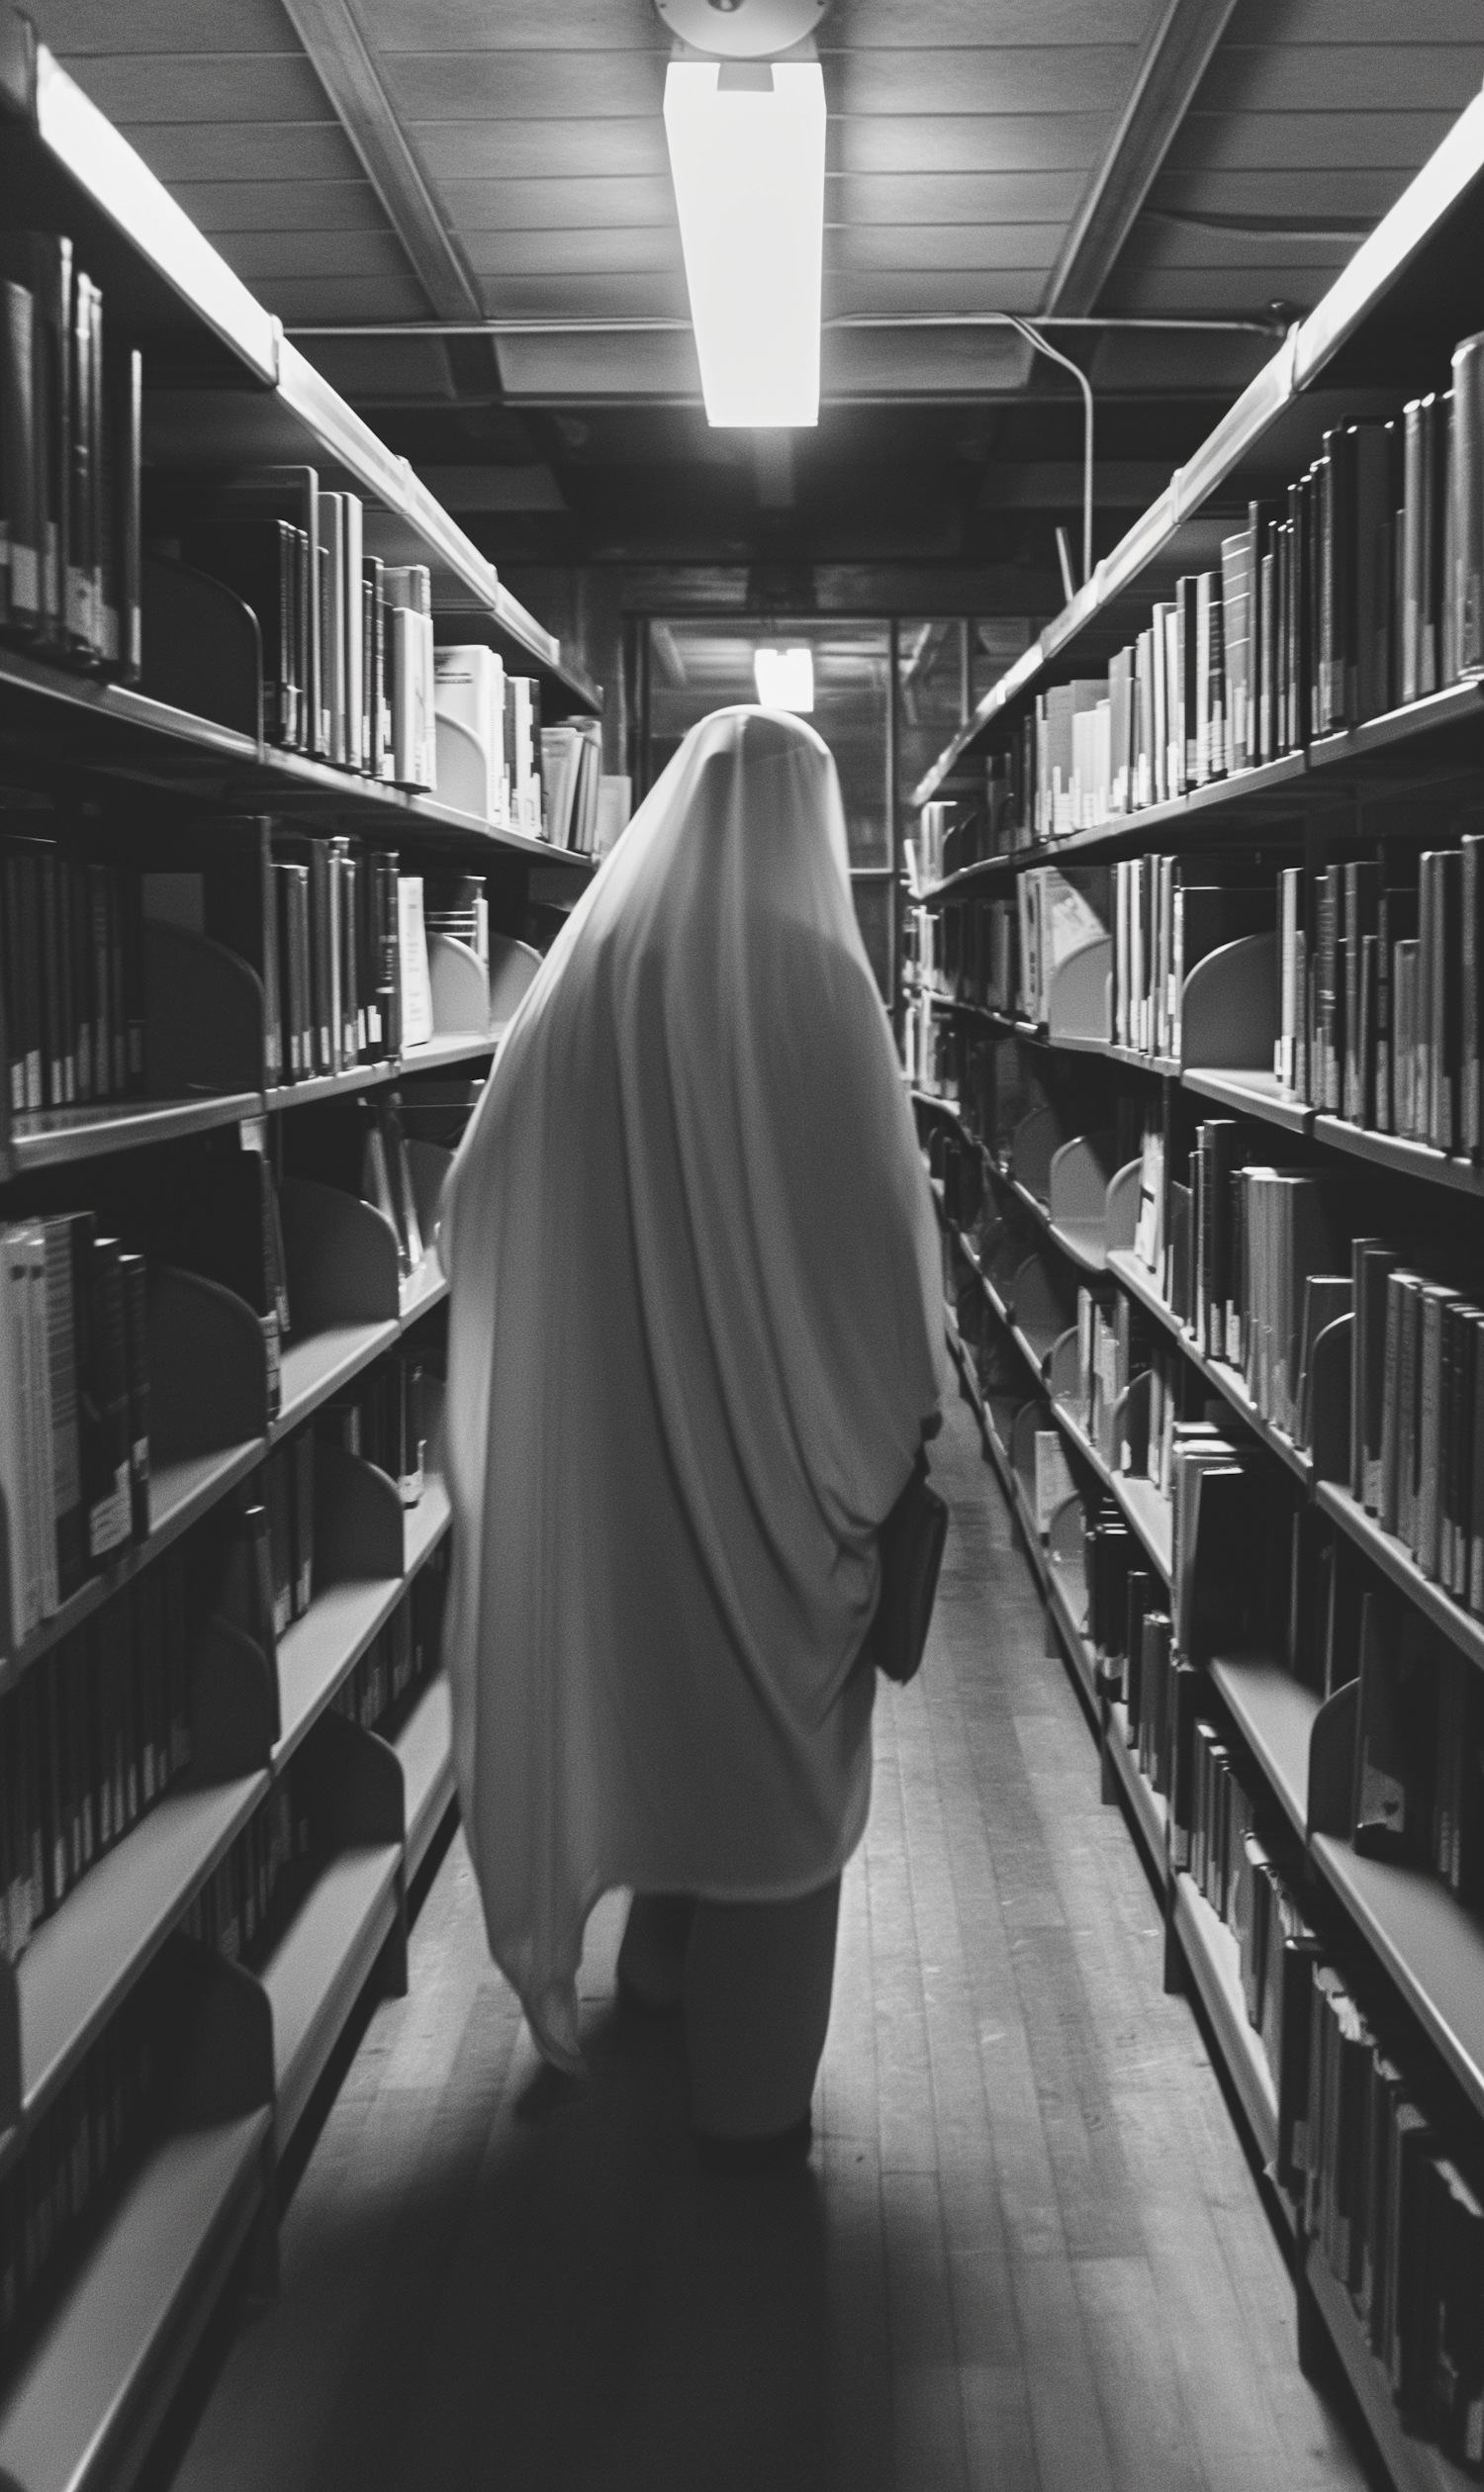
[438,705,945,2076]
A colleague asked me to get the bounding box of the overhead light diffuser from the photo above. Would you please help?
[663,60,825,428]
[754,646,814,710]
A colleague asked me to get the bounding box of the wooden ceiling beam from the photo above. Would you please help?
[1043,0,1241,317]
[278,0,480,321]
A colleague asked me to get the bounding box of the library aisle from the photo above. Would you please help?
[163,1392,1365,2492]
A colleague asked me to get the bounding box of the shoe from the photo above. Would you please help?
[693,2112,812,2173]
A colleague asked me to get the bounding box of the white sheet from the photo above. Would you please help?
[439,706,945,2067]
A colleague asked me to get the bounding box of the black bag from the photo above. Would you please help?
[866,1449,949,1686]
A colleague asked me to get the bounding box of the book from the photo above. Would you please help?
[396,877,434,1051]
[1220,529,1253,771]
[433,643,506,828]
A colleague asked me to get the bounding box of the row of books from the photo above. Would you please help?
[188,1555,445,1977]
[908,785,1023,890]
[0,1335,436,1967]
[317,1350,428,1510]
[916,870,1152,1040]
[430,641,541,832]
[0,230,140,676]
[143,827,435,1087]
[181,1759,311,1976]
[1110,853,1274,1062]
[1003,323,1484,841]
[1131,1118,1350,1465]
[1,822,503,1117]
[328,1549,444,1740]
[169,471,437,788]
[1,843,145,1118]
[0,1550,190,1966]
[195,1355,432,1706]
[0,1976,158,2375]
[1351,1242,1484,1620]
[916,826,1484,1171]
[1280,840,1484,1157]
[0,1100,443,1640]
[1072,1284,1181,1495]
[1190,1146,1345,1449]
[1084,1490,1484,2467]
[1304,1954,1484,2465]
[163,474,557,831]
[0,1215,149,1641]
[539,718,604,856]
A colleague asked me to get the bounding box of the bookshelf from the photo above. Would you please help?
[913,76,1484,2490]
[0,23,599,2483]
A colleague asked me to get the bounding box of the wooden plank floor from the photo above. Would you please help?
[166,1391,1371,2492]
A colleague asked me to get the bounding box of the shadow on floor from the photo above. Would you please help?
[228,1987,915,2492]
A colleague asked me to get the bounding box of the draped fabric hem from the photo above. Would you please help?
[493,1755,874,2074]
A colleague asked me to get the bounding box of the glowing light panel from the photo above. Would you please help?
[753,645,814,710]
[663,60,825,428]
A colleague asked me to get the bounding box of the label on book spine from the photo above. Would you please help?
[88,1460,131,1560]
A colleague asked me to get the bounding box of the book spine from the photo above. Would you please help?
[1455,334,1484,678]
[119,1249,149,1544]
[1464,834,1482,1156]
[41,1218,84,1604]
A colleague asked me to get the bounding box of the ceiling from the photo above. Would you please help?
[25,0,1484,597]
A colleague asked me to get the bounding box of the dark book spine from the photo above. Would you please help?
[1435,846,1463,1153]
[106,347,140,684]
[83,1239,132,1564]
[292,1429,314,1615]
[272,517,294,746]
[1318,432,1343,733]
[1463,833,1482,1157]
[85,862,109,1105]
[0,277,40,635]
[118,1249,149,1544]
[64,269,92,656]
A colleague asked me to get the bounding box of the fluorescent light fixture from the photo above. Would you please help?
[754,646,814,710]
[663,59,825,428]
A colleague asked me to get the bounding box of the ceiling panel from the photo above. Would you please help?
[355,0,660,50]
[171,179,392,234]
[98,120,365,182]
[1197,43,1484,115]
[824,270,1047,315]
[61,50,330,122]
[839,0,1163,41]
[496,330,702,402]
[1149,167,1418,219]
[834,48,1140,116]
[386,54,667,122]
[27,0,298,47]
[253,275,430,320]
[1234,0,1484,33]
[836,114,1114,175]
[831,224,1065,272]
[477,272,692,321]
[822,323,1033,397]
[832,171,1086,223]
[1129,224,1355,273]
[437,177,677,231]
[416,119,669,181]
[1165,109,1462,171]
[1100,264,1342,314]
[219,229,412,282]
[464,229,684,279]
